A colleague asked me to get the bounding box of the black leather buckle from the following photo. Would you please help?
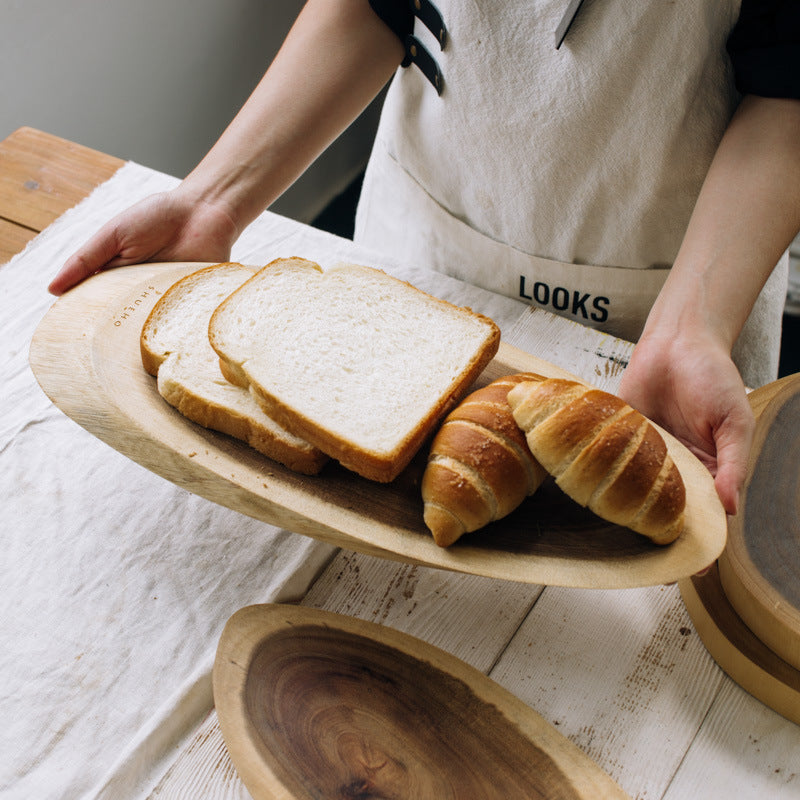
[402,35,444,95]
[410,0,447,49]
[402,0,446,95]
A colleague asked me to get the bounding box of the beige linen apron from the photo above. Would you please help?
[355,0,788,388]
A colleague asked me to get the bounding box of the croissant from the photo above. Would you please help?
[506,378,686,544]
[422,373,549,547]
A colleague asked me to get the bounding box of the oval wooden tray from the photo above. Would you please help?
[29,262,726,588]
[213,603,631,799]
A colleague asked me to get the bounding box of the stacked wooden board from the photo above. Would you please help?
[680,373,800,725]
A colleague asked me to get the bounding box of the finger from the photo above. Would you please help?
[714,459,742,516]
[712,412,754,516]
[48,253,98,295]
[48,225,125,295]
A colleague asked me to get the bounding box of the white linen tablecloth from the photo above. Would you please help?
[0,161,536,800]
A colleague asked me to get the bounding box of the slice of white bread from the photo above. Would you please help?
[208,257,501,482]
[140,263,328,475]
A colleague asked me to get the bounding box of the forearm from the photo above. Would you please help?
[178,0,404,233]
[643,95,800,350]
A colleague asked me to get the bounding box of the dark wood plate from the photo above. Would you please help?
[212,603,631,799]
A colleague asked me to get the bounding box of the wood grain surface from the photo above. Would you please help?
[29,261,727,588]
[213,603,630,800]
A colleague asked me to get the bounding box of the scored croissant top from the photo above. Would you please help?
[421,373,549,547]
[507,378,686,544]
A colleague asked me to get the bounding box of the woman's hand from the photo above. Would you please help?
[49,0,404,297]
[619,328,753,516]
[622,95,800,516]
[48,189,239,295]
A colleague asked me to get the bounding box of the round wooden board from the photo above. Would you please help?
[679,565,800,726]
[213,603,630,800]
[717,373,800,670]
[29,262,726,588]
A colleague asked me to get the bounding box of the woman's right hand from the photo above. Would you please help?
[48,0,406,297]
[48,187,239,295]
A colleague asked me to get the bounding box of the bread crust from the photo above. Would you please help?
[556,408,642,506]
[157,371,328,475]
[507,379,686,544]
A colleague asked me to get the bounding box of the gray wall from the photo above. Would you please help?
[1,0,381,222]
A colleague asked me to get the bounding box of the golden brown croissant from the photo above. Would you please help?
[421,373,549,547]
[507,378,686,544]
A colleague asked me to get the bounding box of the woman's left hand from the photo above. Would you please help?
[618,96,800,516]
[618,328,753,516]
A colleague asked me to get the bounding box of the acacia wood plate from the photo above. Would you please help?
[29,262,726,588]
[680,372,800,723]
[213,603,631,799]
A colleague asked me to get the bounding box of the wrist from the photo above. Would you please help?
[642,262,743,355]
[174,165,257,240]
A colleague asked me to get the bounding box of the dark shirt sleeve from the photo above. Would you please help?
[369,0,414,43]
[727,0,800,99]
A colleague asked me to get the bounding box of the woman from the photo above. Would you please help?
[49,0,800,515]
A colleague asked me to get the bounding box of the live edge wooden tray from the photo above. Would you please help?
[30,262,726,589]
[213,603,630,799]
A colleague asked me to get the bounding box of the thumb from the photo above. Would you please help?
[712,408,754,516]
